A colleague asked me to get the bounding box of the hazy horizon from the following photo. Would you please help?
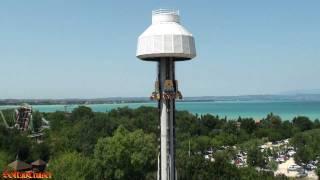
[1,89,320,100]
[1,0,319,99]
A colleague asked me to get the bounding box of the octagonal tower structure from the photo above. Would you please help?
[136,9,196,180]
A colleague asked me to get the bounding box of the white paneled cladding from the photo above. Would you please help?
[137,35,195,59]
[136,10,196,61]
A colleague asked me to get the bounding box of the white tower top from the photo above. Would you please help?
[136,9,196,61]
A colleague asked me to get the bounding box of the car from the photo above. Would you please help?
[276,157,285,163]
[288,164,302,171]
[237,157,245,162]
[237,162,244,167]
[296,171,308,178]
[306,164,317,171]
[204,155,210,160]
[309,160,318,165]
[279,155,288,161]
[287,146,294,150]
[287,150,296,157]
[206,150,213,155]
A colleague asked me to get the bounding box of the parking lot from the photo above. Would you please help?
[275,157,318,179]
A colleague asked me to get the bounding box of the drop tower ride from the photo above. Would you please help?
[136,9,196,180]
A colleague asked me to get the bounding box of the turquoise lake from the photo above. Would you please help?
[1,101,319,120]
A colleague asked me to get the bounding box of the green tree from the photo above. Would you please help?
[239,118,256,134]
[32,111,42,132]
[266,159,278,171]
[247,143,266,168]
[47,111,69,132]
[70,106,94,122]
[279,120,296,139]
[239,167,275,179]
[192,136,211,153]
[261,113,282,129]
[198,114,225,135]
[291,129,320,164]
[47,112,114,156]
[0,151,10,173]
[211,132,237,146]
[0,125,32,161]
[93,126,157,180]
[176,151,240,180]
[48,152,93,180]
[176,152,215,180]
[292,116,313,131]
[131,106,158,134]
[1,109,16,127]
[31,143,50,162]
[222,121,238,134]
[176,111,199,136]
[314,119,320,129]
[211,152,240,179]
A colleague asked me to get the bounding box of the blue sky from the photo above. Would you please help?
[0,0,319,99]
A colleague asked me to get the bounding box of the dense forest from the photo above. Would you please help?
[0,106,320,179]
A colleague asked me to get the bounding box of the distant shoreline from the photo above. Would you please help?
[1,99,320,106]
[1,94,320,106]
[0,99,217,106]
[1,101,319,120]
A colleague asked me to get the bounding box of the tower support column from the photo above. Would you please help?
[158,59,176,180]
